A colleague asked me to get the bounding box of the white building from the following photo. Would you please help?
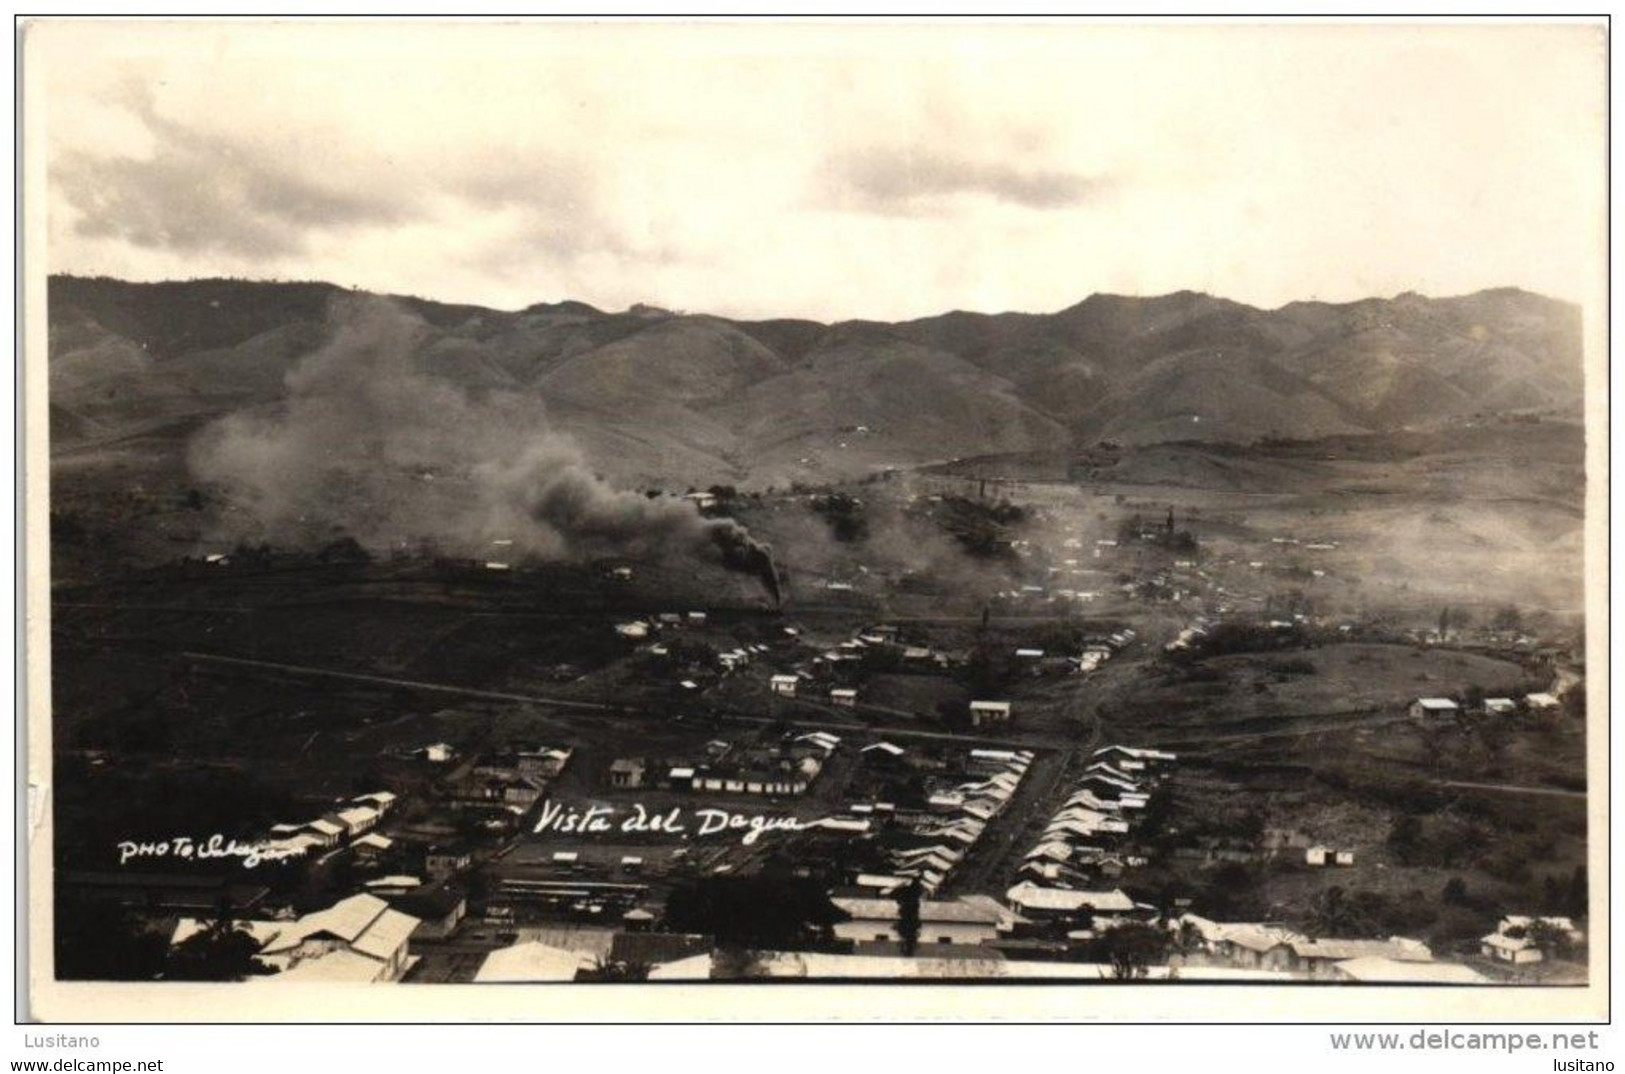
[1004,882,1135,921]
[1409,697,1460,720]
[173,894,421,983]
[830,895,1009,947]
[1481,931,1543,964]
[969,700,1012,727]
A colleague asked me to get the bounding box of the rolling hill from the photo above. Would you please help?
[46,275,1584,488]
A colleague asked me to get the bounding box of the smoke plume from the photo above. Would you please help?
[188,297,779,599]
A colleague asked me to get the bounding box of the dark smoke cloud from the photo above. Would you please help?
[189,297,778,597]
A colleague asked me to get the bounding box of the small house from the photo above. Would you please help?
[608,758,646,789]
[860,742,906,766]
[328,806,380,839]
[388,887,466,940]
[830,688,858,708]
[303,818,344,848]
[770,675,799,697]
[969,700,1012,727]
[502,777,546,808]
[424,845,472,880]
[1409,697,1460,721]
[363,875,422,896]
[352,832,394,863]
[1481,931,1542,964]
[352,791,398,816]
[516,747,573,780]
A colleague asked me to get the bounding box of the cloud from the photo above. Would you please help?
[53,87,416,258]
[38,24,1601,319]
[49,82,648,284]
[823,147,1112,215]
[445,155,644,268]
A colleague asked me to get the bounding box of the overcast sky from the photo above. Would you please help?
[34,20,1605,322]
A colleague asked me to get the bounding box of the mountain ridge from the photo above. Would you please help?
[46,274,1583,488]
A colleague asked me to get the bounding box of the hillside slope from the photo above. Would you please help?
[47,276,1583,486]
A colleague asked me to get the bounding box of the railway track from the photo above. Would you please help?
[176,650,1069,751]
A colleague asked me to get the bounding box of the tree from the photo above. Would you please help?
[662,875,848,951]
[1203,863,1266,920]
[1308,885,1356,937]
[1172,919,1203,958]
[165,917,273,982]
[936,699,971,730]
[1542,875,1564,915]
[1437,606,1473,639]
[1476,717,1511,760]
[1491,606,1523,632]
[579,956,651,982]
[318,536,371,565]
[1101,923,1169,980]
[1565,865,1588,920]
[1388,814,1424,865]
[712,946,763,980]
[896,878,923,957]
[1441,877,1469,907]
[1525,920,1573,961]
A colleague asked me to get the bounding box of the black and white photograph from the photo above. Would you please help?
[19,17,1608,1024]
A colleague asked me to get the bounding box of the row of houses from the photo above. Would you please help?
[619,732,841,799]
[1074,640,1117,675]
[893,749,1033,894]
[170,892,422,983]
[770,674,860,703]
[1410,693,1564,721]
[614,610,710,640]
[830,894,1015,948]
[1166,913,1486,982]
[835,748,1035,897]
[263,790,399,858]
[768,623,952,701]
[443,746,572,813]
[976,629,1135,679]
[1165,615,1216,653]
[1016,745,1176,893]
